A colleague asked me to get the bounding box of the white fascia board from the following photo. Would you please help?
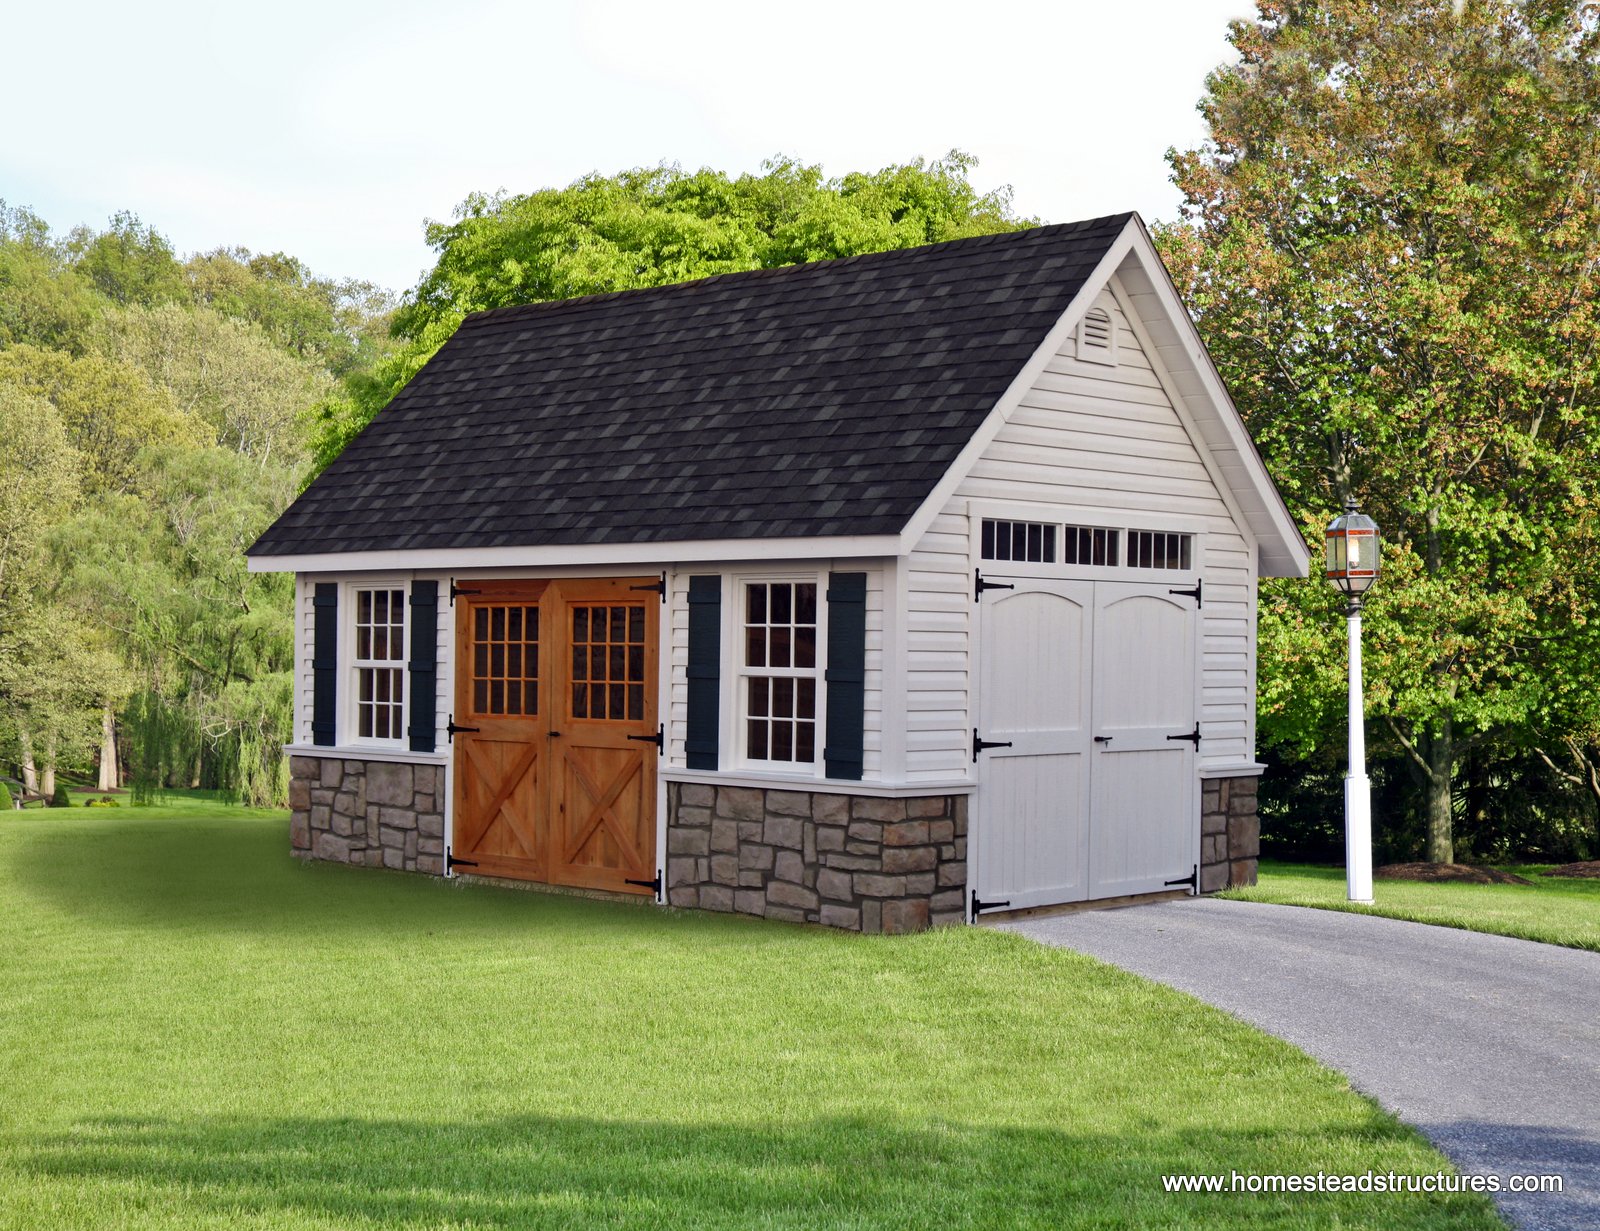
[897,218,1143,552]
[247,534,903,575]
[1117,223,1311,578]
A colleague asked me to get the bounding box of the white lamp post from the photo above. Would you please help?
[1325,498,1380,904]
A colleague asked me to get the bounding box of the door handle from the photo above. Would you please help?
[1093,735,1113,744]
[548,731,562,738]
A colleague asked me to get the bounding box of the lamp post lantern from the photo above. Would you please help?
[1325,498,1380,903]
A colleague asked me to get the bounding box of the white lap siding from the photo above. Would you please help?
[903,280,1259,782]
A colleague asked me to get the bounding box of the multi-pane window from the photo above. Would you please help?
[354,588,405,740]
[978,518,1193,572]
[571,605,646,721]
[1062,524,1120,567]
[471,603,539,716]
[981,518,1057,563]
[1127,530,1193,571]
[742,581,818,765]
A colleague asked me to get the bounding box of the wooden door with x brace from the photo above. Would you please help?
[451,578,659,894]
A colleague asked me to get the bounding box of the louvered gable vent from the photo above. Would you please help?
[1077,305,1116,365]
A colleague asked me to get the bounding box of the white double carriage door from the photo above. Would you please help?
[975,577,1200,910]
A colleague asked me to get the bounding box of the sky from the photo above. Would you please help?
[1,0,1255,294]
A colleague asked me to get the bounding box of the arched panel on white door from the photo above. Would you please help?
[976,582,1094,910]
[1089,584,1198,898]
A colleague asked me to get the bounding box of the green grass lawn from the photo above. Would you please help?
[1226,860,1600,952]
[0,805,1502,1230]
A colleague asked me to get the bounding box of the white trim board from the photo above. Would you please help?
[282,743,449,767]
[248,535,902,575]
[659,768,975,798]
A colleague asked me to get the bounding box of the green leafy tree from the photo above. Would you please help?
[0,345,204,494]
[312,152,1031,466]
[53,447,296,805]
[0,203,98,351]
[1159,0,1600,861]
[185,246,397,377]
[92,303,331,468]
[67,210,187,308]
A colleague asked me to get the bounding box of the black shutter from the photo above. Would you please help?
[311,583,339,747]
[824,571,867,780]
[407,580,438,753]
[685,575,722,771]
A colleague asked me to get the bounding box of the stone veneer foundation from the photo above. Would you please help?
[1201,774,1260,892]
[287,757,1247,921]
[665,782,967,933]
[289,755,445,875]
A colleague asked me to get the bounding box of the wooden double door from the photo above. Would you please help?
[452,578,659,894]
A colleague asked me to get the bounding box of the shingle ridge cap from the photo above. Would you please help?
[457,212,1137,330]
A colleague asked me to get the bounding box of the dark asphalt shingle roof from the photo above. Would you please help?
[249,214,1132,557]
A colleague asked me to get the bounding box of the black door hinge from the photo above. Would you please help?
[1165,864,1198,891]
[1168,579,1202,608]
[629,573,667,603]
[625,873,662,894]
[450,581,482,604]
[974,569,1016,602]
[447,716,481,742]
[971,889,1012,916]
[627,725,664,750]
[972,729,1014,761]
[1166,723,1201,746]
[446,847,479,871]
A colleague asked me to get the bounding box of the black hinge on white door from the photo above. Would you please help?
[974,569,1015,602]
[972,729,1014,762]
[971,889,1011,916]
[1165,864,1197,891]
[1168,579,1203,608]
[1166,723,1201,746]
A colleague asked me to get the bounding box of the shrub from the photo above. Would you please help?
[84,797,120,808]
[51,784,70,808]
[0,783,12,811]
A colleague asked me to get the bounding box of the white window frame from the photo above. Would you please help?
[970,501,1205,586]
[344,578,409,747]
[727,571,829,776]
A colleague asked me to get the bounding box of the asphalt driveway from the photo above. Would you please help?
[1001,898,1600,1231]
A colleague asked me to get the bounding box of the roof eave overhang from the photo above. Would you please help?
[245,533,904,574]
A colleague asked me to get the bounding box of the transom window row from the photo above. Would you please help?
[980,518,1194,571]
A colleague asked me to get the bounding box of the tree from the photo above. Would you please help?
[52,447,297,806]
[0,203,98,351]
[92,303,331,469]
[185,246,397,377]
[312,152,1031,467]
[1159,0,1600,861]
[0,385,112,793]
[68,210,187,308]
[0,345,204,494]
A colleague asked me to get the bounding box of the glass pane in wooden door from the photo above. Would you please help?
[569,604,647,722]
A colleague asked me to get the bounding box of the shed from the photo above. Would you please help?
[248,213,1310,932]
